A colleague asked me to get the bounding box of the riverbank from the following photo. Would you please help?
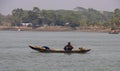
[0,26,111,32]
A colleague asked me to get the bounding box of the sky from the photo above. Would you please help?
[0,0,120,15]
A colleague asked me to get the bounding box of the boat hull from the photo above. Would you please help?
[29,45,91,53]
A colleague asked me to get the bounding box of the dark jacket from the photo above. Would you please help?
[64,44,73,51]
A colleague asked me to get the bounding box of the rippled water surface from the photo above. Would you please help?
[0,31,120,71]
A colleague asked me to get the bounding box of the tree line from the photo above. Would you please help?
[0,7,120,28]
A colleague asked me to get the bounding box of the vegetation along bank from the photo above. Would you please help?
[0,7,120,31]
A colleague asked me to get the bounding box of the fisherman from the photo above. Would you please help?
[64,42,74,51]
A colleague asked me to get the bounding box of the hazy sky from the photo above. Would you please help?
[0,0,120,15]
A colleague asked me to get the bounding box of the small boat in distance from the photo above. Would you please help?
[109,30,119,34]
[109,27,119,34]
[29,45,91,53]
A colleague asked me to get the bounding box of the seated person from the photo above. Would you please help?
[64,42,74,51]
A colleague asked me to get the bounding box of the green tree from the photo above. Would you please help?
[12,8,24,26]
[111,9,120,26]
[0,13,4,25]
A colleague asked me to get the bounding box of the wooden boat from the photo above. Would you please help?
[29,45,91,53]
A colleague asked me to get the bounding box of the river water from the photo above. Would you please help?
[0,31,120,71]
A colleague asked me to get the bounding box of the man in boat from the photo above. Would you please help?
[64,42,74,51]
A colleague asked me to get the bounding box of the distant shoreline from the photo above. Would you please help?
[0,26,111,32]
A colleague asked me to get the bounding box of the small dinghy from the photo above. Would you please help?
[29,45,91,53]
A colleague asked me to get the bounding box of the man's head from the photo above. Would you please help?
[68,42,71,45]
